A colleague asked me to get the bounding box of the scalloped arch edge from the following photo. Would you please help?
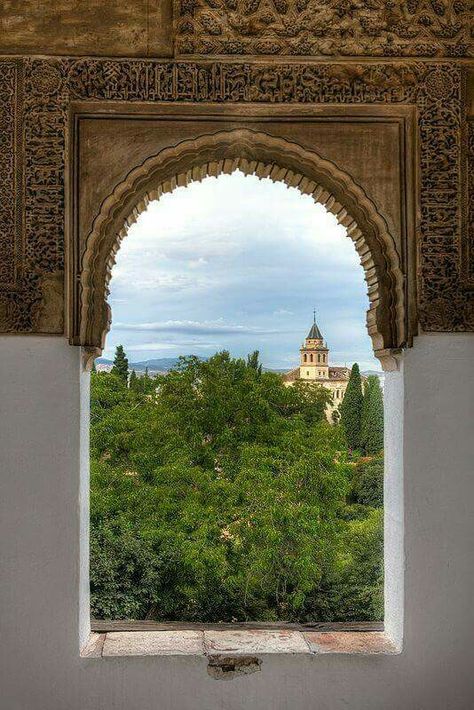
[73,129,406,373]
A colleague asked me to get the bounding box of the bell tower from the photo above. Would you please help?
[299,311,329,381]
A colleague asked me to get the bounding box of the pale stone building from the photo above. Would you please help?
[283,313,351,420]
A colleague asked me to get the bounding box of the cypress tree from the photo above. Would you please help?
[111,344,129,384]
[339,362,363,451]
[140,366,153,394]
[360,376,376,448]
[247,350,262,375]
[360,376,384,455]
[129,369,138,390]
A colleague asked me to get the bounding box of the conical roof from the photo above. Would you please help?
[307,311,323,340]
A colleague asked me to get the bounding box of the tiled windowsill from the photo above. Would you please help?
[82,629,399,659]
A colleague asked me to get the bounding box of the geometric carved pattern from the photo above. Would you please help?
[0,60,20,289]
[417,64,471,330]
[174,0,474,58]
[0,56,473,334]
[23,60,68,277]
[467,118,474,288]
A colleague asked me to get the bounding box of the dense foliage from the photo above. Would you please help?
[110,344,129,384]
[90,349,384,622]
[360,376,384,455]
[339,363,364,451]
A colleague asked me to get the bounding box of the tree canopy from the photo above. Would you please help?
[339,363,364,451]
[90,349,384,622]
[360,376,384,454]
[110,344,129,384]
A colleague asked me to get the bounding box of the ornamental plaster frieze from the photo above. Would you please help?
[0,57,472,347]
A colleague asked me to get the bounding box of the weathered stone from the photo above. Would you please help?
[102,630,204,656]
[304,632,398,655]
[0,1,173,58]
[81,633,105,658]
[203,629,310,655]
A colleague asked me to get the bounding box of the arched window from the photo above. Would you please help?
[88,165,388,627]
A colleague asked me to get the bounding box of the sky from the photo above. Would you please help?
[105,170,379,371]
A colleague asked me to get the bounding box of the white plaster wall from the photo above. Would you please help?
[1,335,473,710]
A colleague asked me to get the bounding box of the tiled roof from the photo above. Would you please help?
[281,367,299,383]
[329,367,350,380]
[307,321,323,340]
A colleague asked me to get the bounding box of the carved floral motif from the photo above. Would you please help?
[173,0,474,57]
[467,118,474,286]
[0,60,19,288]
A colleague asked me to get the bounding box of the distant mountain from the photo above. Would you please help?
[96,357,180,373]
[95,358,113,366]
[96,358,382,376]
[129,358,181,372]
[96,358,385,379]
[361,370,384,378]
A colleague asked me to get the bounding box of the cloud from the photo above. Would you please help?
[111,341,218,353]
[105,342,178,354]
[111,271,205,292]
[187,257,208,268]
[105,171,375,368]
[113,319,282,336]
[273,309,294,316]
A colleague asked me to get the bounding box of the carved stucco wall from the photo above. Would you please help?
[174,0,474,58]
[0,56,472,343]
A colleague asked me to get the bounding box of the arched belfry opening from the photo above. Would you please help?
[71,129,406,372]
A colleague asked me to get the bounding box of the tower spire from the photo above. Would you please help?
[307,311,323,340]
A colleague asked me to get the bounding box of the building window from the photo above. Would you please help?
[310,354,313,362]
[304,354,307,362]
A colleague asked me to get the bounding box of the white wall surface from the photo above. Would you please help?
[0,334,473,710]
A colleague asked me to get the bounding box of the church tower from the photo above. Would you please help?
[299,311,329,380]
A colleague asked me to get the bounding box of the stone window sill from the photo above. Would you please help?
[82,628,399,659]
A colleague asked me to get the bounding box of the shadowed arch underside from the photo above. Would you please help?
[73,129,406,372]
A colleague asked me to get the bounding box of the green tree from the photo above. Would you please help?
[136,366,156,395]
[339,363,363,451]
[360,376,384,455]
[89,350,370,622]
[291,379,332,425]
[129,369,138,391]
[307,508,383,622]
[110,344,129,384]
[246,350,262,375]
[351,455,384,508]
